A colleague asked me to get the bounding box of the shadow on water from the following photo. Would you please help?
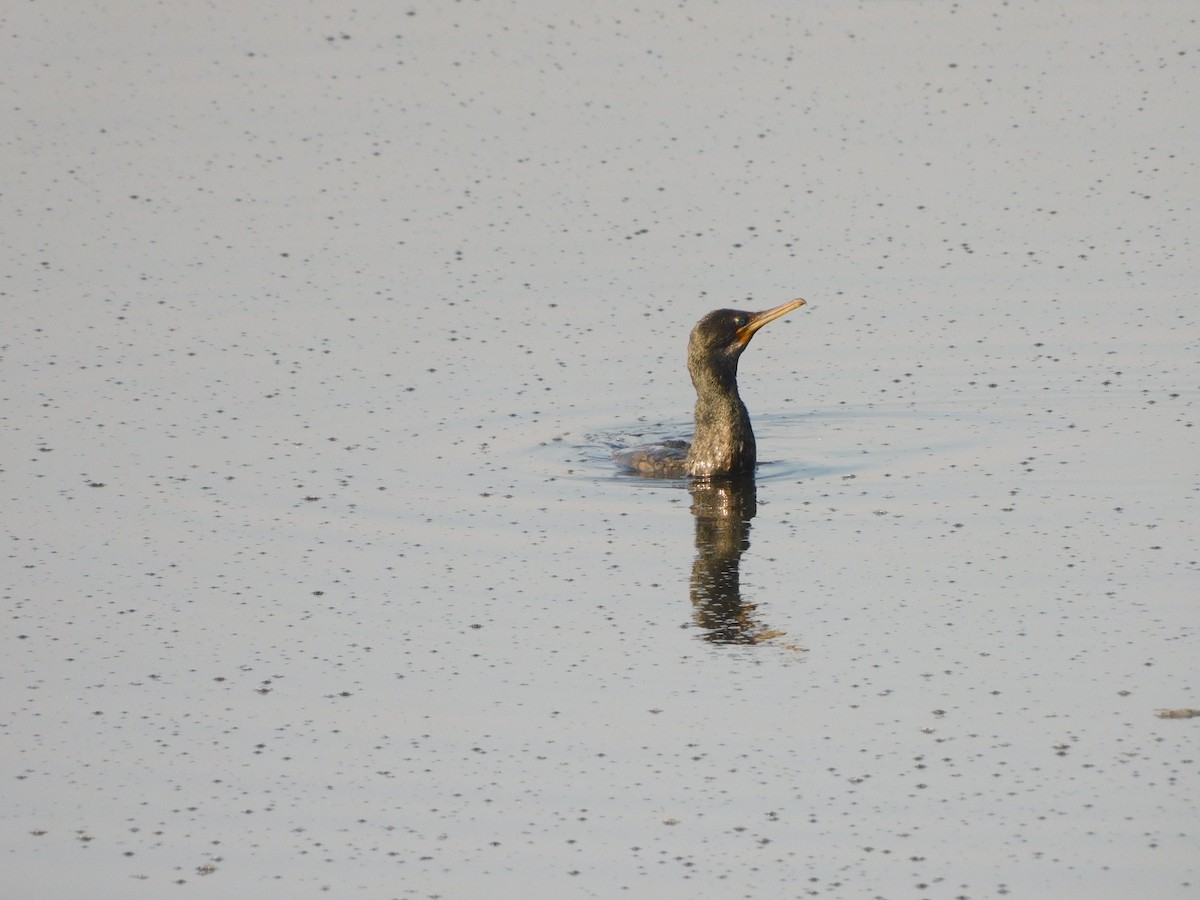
[688,475,804,650]
[551,429,807,649]
[552,429,814,649]
[566,408,980,649]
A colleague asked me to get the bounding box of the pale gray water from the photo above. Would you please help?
[3,2,1197,898]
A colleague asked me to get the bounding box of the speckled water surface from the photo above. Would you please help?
[3,2,1197,898]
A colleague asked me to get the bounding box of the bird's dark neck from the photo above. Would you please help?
[685,356,757,477]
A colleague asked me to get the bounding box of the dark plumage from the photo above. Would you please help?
[616,298,806,478]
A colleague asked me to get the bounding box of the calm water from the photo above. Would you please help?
[4,2,1197,898]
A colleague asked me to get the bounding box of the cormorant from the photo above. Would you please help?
[615,297,806,478]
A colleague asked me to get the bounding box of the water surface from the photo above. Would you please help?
[3,2,1197,898]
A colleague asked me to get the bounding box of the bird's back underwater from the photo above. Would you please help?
[613,439,690,477]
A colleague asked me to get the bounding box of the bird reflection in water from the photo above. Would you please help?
[689,475,804,650]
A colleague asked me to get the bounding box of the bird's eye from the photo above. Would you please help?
[733,315,748,327]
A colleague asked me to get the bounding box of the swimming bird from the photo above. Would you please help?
[616,297,806,478]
